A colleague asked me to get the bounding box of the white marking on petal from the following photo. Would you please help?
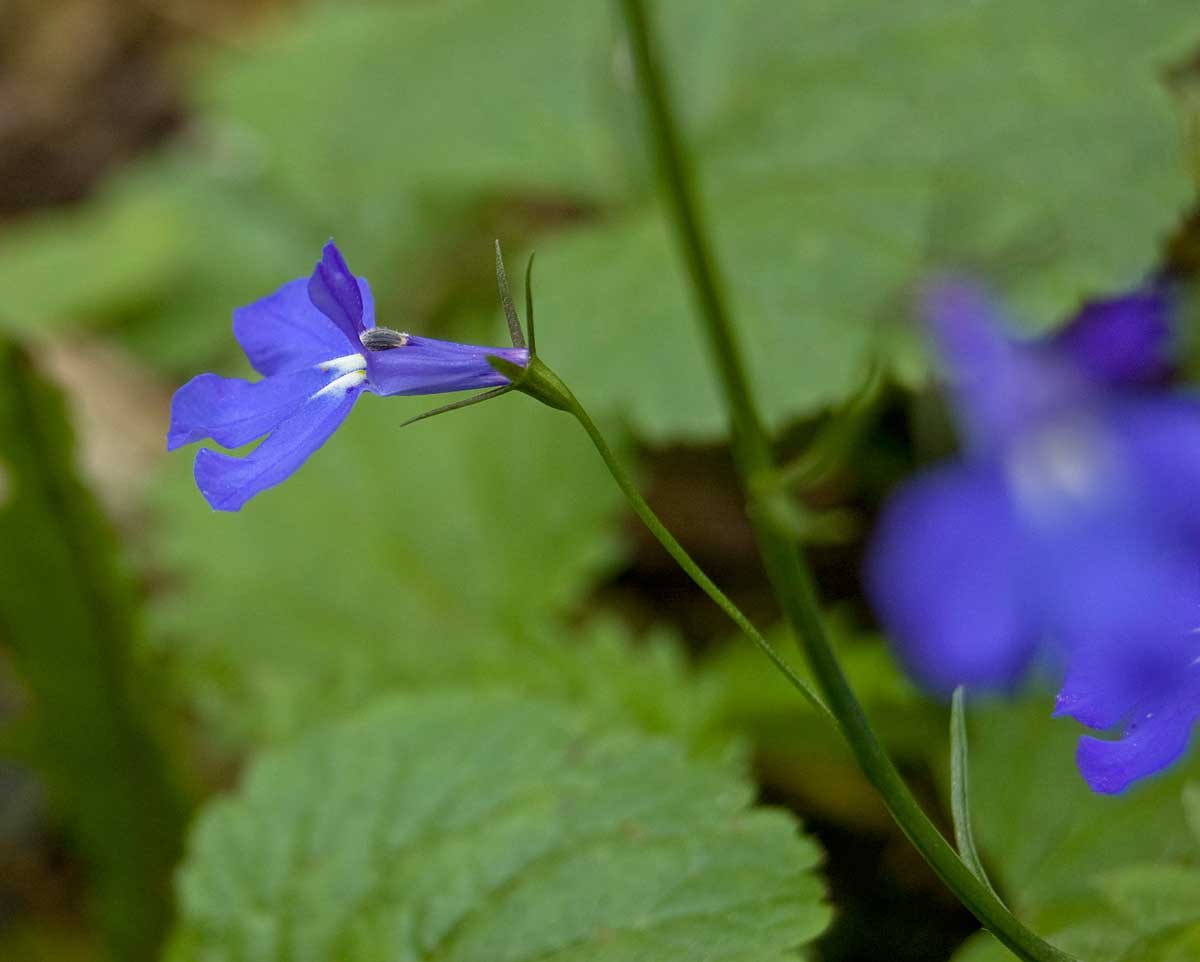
[1007,415,1120,519]
[314,369,367,399]
[316,353,366,376]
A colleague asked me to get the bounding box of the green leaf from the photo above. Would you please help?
[534,184,921,440]
[955,862,1200,962]
[1183,782,1200,846]
[149,391,633,748]
[0,152,319,371]
[168,692,830,962]
[535,0,1200,438]
[11,0,1195,439]
[1094,865,1200,935]
[0,340,187,962]
[197,0,627,215]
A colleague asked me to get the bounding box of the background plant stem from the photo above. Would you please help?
[615,1,1079,959]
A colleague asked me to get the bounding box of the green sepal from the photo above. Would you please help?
[489,354,577,413]
[397,385,512,428]
[494,239,526,349]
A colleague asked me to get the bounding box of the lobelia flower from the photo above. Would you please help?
[168,241,529,511]
[866,277,1200,793]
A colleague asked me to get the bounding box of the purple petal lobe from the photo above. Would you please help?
[307,241,368,346]
[193,373,364,511]
[866,462,1037,693]
[1076,669,1200,794]
[1053,284,1174,387]
[923,279,1067,453]
[365,338,529,396]
[1109,395,1200,541]
[1050,534,1200,729]
[167,368,335,451]
[234,276,374,375]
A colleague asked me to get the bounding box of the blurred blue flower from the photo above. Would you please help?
[168,241,528,511]
[866,278,1200,793]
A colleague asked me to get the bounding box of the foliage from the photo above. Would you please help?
[168,692,830,962]
[1,0,1195,436]
[148,391,636,748]
[950,697,1200,961]
[0,341,187,962]
[0,1,1198,960]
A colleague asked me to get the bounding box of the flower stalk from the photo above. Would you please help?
[487,294,831,721]
[615,0,1079,959]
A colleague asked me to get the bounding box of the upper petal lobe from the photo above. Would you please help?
[234,275,374,376]
[307,241,370,347]
[1052,283,1174,388]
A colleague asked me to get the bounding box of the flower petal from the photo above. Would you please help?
[365,337,528,397]
[193,373,364,511]
[865,461,1038,693]
[307,241,369,347]
[923,278,1079,454]
[1110,395,1200,539]
[167,367,336,451]
[234,276,374,376]
[1050,532,1200,730]
[1052,283,1174,388]
[1076,668,1200,794]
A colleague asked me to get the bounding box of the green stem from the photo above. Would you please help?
[564,391,834,724]
[496,353,831,718]
[616,2,1078,960]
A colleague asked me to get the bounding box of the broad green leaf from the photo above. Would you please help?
[535,0,1200,438]
[535,183,923,440]
[148,390,633,748]
[198,0,628,217]
[955,862,1200,962]
[0,152,318,371]
[168,692,830,962]
[1118,927,1200,962]
[1094,865,1200,936]
[10,0,1195,440]
[0,341,187,962]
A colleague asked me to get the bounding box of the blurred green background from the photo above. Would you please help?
[2,1,1200,961]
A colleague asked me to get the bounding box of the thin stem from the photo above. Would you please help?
[564,394,833,724]
[616,1,1078,960]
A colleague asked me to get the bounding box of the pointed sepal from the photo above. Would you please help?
[524,252,538,356]
[398,386,513,428]
[494,240,526,349]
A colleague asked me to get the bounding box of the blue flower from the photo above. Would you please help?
[168,241,529,511]
[866,278,1200,793]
